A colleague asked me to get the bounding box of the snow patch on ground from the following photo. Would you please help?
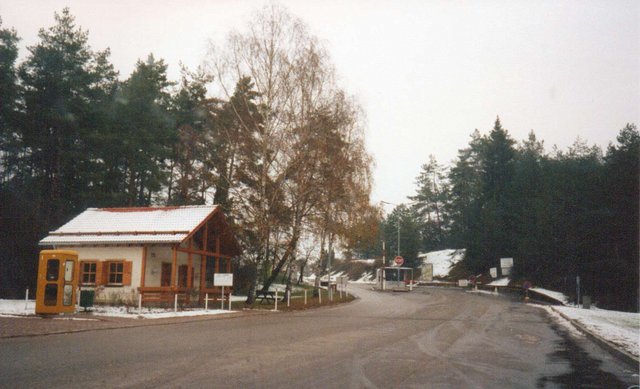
[487,277,510,286]
[529,287,569,304]
[419,249,464,278]
[0,298,240,319]
[553,306,640,358]
[91,305,233,319]
[352,271,374,283]
[0,299,34,316]
[352,259,376,265]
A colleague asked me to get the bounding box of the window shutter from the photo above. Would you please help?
[122,261,133,286]
[94,261,103,286]
[101,261,109,285]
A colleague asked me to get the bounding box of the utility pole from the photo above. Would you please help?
[397,219,401,257]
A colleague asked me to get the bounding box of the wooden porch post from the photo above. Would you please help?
[200,221,209,304]
[215,236,220,274]
[141,245,147,287]
[187,238,193,304]
[170,245,177,291]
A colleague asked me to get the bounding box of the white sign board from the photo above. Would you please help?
[501,267,511,276]
[422,263,434,282]
[490,267,497,278]
[458,279,469,287]
[214,273,234,286]
[500,257,514,268]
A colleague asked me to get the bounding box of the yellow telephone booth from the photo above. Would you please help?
[36,250,79,314]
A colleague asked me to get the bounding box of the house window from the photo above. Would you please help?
[178,265,188,288]
[108,261,124,284]
[161,263,172,287]
[81,261,97,285]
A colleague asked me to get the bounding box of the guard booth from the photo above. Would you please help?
[36,250,79,314]
[376,266,414,291]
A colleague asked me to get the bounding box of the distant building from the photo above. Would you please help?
[39,206,241,306]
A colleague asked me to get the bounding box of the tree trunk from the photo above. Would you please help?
[244,261,259,305]
[297,259,307,285]
[260,230,300,292]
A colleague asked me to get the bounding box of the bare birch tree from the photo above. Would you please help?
[206,3,373,303]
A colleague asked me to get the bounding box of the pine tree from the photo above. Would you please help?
[167,66,213,205]
[410,155,449,251]
[602,124,639,310]
[110,54,174,206]
[18,8,117,224]
[0,18,21,183]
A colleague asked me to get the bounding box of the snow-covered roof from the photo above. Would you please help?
[39,206,218,246]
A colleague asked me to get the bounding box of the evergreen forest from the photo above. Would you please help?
[381,119,638,311]
[1,8,637,312]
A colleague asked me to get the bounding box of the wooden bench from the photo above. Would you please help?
[256,290,276,304]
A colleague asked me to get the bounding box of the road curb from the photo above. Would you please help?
[550,306,639,369]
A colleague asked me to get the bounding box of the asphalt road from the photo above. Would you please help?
[0,285,636,388]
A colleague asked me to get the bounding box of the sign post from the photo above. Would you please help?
[214,273,234,311]
[523,280,532,301]
[500,257,513,276]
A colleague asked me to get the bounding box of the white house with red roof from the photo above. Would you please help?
[39,205,241,306]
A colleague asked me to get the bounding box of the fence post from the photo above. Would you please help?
[229,292,232,311]
[287,290,290,307]
[25,289,29,312]
[221,286,225,310]
[138,294,142,315]
[304,289,307,305]
[205,293,209,311]
[274,289,278,311]
[174,293,178,313]
[319,288,322,304]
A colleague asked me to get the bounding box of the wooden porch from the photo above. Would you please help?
[137,208,241,306]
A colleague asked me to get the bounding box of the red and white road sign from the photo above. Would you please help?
[394,256,404,266]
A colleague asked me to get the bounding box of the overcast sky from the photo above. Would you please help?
[1,0,638,209]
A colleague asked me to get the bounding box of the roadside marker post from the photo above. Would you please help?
[221,286,225,310]
[25,289,29,311]
[138,294,142,315]
[205,293,209,310]
[174,293,178,312]
[304,290,307,305]
[274,289,278,311]
[228,292,232,311]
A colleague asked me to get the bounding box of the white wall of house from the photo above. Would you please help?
[61,246,143,304]
[60,244,207,304]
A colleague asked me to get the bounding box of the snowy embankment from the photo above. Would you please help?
[529,287,569,304]
[554,306,639,358]
[539,305,640,359]
[418,249,464,278]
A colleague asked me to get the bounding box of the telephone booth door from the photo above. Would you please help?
[36,250,79,314]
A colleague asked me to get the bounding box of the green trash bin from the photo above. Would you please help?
[80,290,95,311]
